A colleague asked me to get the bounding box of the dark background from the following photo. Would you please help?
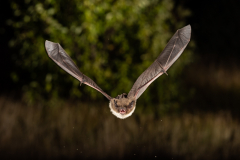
[0,0,240,159]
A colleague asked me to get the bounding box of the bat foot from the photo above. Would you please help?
[116,93,127,99]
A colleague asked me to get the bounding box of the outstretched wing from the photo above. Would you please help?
[45,40,112,100]
[128,25,191,99]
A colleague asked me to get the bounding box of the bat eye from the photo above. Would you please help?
[128,101,134,108]
[114,100,118,107]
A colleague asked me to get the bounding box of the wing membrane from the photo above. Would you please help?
[45,40,112,100]
[128,25,191,99]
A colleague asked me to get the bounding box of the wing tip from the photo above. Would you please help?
[45,40,57,48]
[178,24,191,40]
[181,24,191,30]
[45,40,59,55]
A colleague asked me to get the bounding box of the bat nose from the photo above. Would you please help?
[120,108,126,114]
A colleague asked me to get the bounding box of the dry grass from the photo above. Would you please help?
[0,97,240,160]
[187,62,240,91]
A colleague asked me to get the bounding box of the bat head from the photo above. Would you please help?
[109,97,136,119]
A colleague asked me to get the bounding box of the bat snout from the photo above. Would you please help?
[119,108,126,115]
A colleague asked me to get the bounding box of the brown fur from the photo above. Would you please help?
[109,97,136,119]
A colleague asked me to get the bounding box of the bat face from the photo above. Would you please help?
[109,97,136,119]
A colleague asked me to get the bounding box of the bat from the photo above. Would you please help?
[45,25,191,119]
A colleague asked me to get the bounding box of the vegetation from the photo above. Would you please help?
[7,0,192,106]
[0,97,239,159]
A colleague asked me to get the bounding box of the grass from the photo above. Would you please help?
[0,97,240,160]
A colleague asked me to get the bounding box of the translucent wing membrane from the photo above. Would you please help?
[45,40,112,100]
[128,25,191,99]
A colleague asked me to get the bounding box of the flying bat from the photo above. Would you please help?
[45,25,191,119]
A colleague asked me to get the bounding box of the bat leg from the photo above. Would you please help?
[122,93,127,98]
[116,93,127,99]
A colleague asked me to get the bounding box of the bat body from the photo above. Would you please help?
[45,25,191,119]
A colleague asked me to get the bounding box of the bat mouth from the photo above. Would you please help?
[120,109,126,114]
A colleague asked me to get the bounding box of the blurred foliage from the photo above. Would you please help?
[7,0,192,106]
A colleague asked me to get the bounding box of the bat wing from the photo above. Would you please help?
[128,25,191,99]
[45,40,112,100]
